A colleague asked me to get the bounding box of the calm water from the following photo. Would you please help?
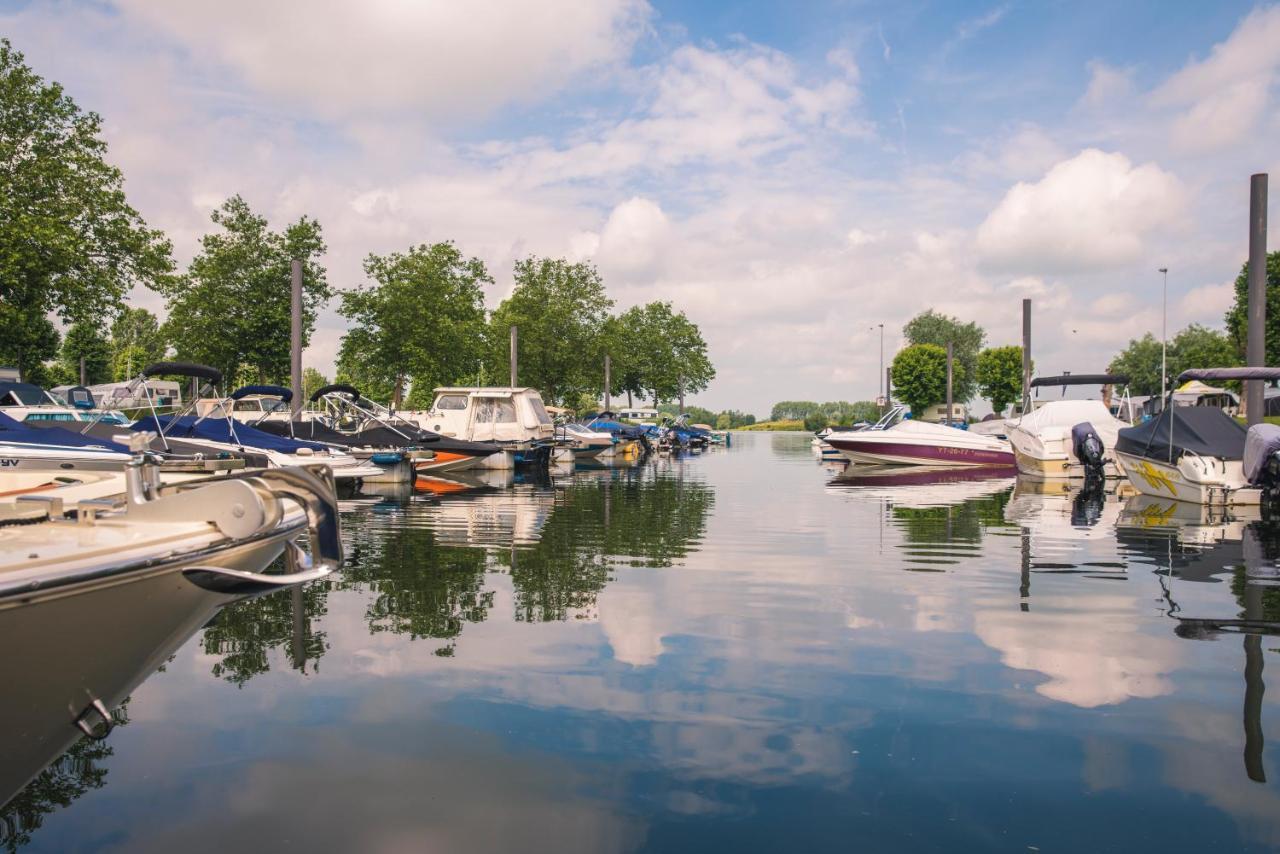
[6,432,1280,853]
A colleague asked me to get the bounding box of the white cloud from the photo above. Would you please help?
[1151,5,1280,152]
[977,149,1186,274]
[1078,60,1134,110]
[114,0,652,120]
[1178,281,1234,324]
[596,197,671,279]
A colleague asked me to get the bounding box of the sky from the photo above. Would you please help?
[3,0,1278,416]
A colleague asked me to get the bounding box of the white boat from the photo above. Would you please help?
[824,406,1015,467]
[1006,374,1134,479]
[1115,368,1280,507]
[404,387,556,468]
[556,422,615,458]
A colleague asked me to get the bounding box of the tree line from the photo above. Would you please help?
[0,39,714,410]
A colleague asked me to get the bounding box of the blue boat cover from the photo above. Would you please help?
[132,415,333,454]
[0,411,128,452]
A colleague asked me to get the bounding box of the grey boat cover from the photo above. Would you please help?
[1115,406,1247,462]
[1243,423,1280,484]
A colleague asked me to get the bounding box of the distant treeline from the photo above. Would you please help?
[771,400,881,431]
[657,403,756,429]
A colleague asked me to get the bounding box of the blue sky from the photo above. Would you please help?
[2,0,1277,414]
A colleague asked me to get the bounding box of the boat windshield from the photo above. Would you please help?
[870,406,906,430]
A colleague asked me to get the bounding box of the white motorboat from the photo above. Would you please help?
[556,422,615,459]
[811,424,868,461]
[1006,374,1134,480]
[824,406,1015,467]
[1115,368,1280,507]
[404,387,557,469]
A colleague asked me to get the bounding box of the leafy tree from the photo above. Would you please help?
[1107,333,1164,396]
[160,196,328,388]
[719,410,756,428]
[1170,323,1240,379]
[1225,250,1280,365]
[337,242,490,407]
[771,401,821,421]
[302,367,329,401]
[605,301,714,407]
[489,257,614,405]
[0,305,59,383]
[903,310,985,402]
[975,345,1025,415]
[892,343,963,416]
[55,321,111,385]
[0,39,173,374]
[109,307,166,380]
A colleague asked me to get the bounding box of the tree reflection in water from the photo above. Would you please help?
[0,704,128,853]
[200,582,330,685]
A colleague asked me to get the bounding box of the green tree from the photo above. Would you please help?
[160,196,329,388]
[892,343,963,416]
[337,242,490,407]
[0,39,173,378]
[1170,323,1240,379]
[903,310,985,402]
[489,257,614,405]
[0,305,59,384]
[605,301,714,408]
[1225,250,1280,365]
[109,307,166,380]
[771,401,821,421]
[975,345,1025,415]
[56,321,111,385]
[1107,333,1164,396]
[302,367,329,401]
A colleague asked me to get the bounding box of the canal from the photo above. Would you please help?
[5,431,1280,852]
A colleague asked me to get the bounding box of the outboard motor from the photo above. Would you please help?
[1244,423,1280,508]
[1071,422,1106,484]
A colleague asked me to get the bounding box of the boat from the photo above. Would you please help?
[812,424,867,461]
[405,387,557,469]
[0,439,341,807]
[824,406,1015,467]
[1006,374,1133,480]
[1114,368,1280,507]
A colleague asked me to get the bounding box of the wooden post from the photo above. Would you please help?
[1021,298,1032,415]
[290,259,303,416]
[945,342,954,424]
[509,325,518,388]
[1247,174,1268,427]
[79,356,86,386]
[604,354,611,412]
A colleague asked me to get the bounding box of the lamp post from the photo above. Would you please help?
[1158,267,1168,406]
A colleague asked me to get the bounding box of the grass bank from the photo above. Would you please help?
[740,419,806,431]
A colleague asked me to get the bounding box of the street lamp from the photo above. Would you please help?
[1158,267,1168,405]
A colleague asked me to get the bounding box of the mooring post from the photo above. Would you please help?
[945,342,954,424]
[1247,174,1268,427]
[290,258,303,417]
[604,354,611,412]
[886,366,892,408]
[79,355,85,386]
[509,325,518,388]
[1021,298,1032,415]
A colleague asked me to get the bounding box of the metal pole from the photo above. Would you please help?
[1159,267,1168,406]
[678,378,685,413]
[604,354,611,412]
[1021,298,1031,415]
[945,342,954,424]
[1247,174,1268,427]
[509,325,518,388]
[879,323,884,406]
[79,355,86,386]
[290,259,303,417]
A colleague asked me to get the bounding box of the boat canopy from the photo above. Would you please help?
[0,381,58,407]
[0,412,127,451]
[1115,406,1247,462]
[310,383,360,402]
[231,384,292,402]
[1031,374,1129,388]
[142,362,222,384]
[131,414,333,454]
[1177,367,1280,383]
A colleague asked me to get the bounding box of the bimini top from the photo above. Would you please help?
[131,415,333,454]
[1031,374,1129,388]
[1115,406,1247,462]
[141,361,223,384]
[230,384,292,402]
[1178,367,1280,383]
[0,412,128,452]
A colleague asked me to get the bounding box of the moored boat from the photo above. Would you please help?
[824,406,1014,467]
[1006,374,1133,480]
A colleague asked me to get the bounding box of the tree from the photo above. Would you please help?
[109,307,166,380]
[771,401,821,421]
[903,310,985,402]
[1225,250,1280,365]
[892,344,963,416]
[975,346,1025,415]
[489,257,614,405]
[337,242,490,407]
[0,39,173,376]
[1169,323,1239,379]
[302,367,329,401]
[0,305,59,384]
[57,321,112,385]
[160,196,329,388]
[1107,333,1164,396]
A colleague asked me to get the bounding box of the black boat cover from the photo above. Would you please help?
[257,419,500,455]
[1244,423,1280,484]
[1115,407,1247,462]
[1031,373,1129,388]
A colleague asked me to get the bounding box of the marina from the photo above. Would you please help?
[4,432,1280,851]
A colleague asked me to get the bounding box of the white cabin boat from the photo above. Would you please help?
[405,387,555,469]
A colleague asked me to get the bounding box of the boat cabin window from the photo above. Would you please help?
[474,398,517,423]
[435,394,468,411]
[528,397,552,426]
[22,412,77,422]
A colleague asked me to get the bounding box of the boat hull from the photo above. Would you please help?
[1115,450,1260,506]
[1012,447,1123,480]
